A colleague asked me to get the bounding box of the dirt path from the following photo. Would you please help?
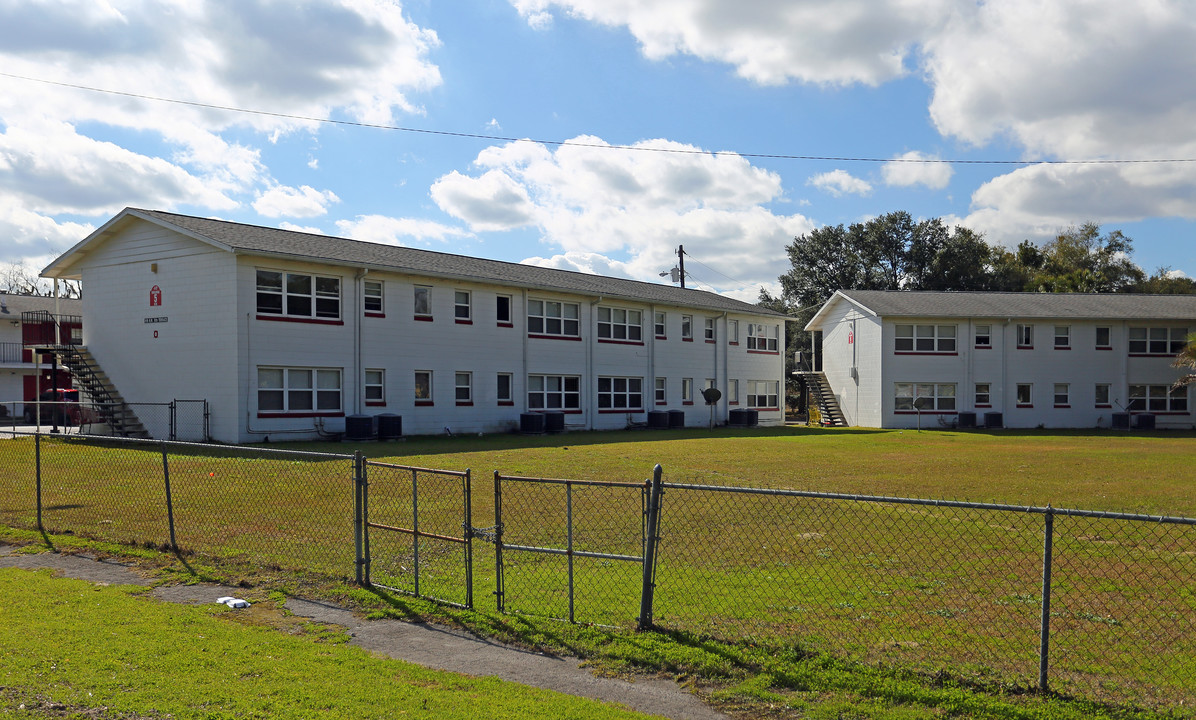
[0,545,727,720]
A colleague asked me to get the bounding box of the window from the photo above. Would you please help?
[895,324,956,353]
[597,377,643,411]
[415,370,432,405]
[1054,383,1070,407]
[681,315,693,341]
[747,323,779,352]
[454,290,472,323]
[1095,383,1111,407]
[1095,326,1111,349]
[364,280,384,316]
[597,307,643,342]
[975,324,991,348]
[1016,383,1033,407]
[365,369,384,405]
[654,377,666,404]
[527,374,581,410]
[654,312,666,338]
[1129,327,1188,355]
[704,318,716,342]
[727,379,739,404]
[497,295,512,325]
[747,380,780,409]
[1054,326,1070,349]
[1128,385,1188,413]
[414,286,431,319]
[455,372,472,405]
[1016,324,1033,349]
[681,378,693,403]
[528,299,580,338]
[975,383,991,407]
[257,367,341,415]
[256,270,341,320]
[728,319,739,345]
[894,383,956,412]
[497,373,513,404]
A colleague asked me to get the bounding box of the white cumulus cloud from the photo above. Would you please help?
[253,185,340,218]
[881,152,953,190]
[335,214,472,245]
[809,170,872,197]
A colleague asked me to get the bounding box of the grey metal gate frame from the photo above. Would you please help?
[359,460,474,609]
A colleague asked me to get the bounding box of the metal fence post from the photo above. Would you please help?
[463,468,473,609]
[638,464,664,630]
[362,455,371,585]
[493,470,505,612]
[566,481,575,623]
[35,433,43,531]
[161,440,178,552]
[354,451,364,585]
[1039,506,1055,694]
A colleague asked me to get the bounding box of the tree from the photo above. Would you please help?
[1135,268,1196,294]
[0,262,81,297]
[1174,333,1196,389]
[1029,223,1145,293]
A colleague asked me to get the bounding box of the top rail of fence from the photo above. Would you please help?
[7,431,357,461]
[661,481,1196,526]
[365,460,469,477]
[496,473,649,489]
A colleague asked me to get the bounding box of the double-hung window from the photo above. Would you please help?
[497,373,513,404]
[654,377,666,404]
[414,286,432,320]
[363,280,384,316]
[681,378,693,403]
[1095,326,1111,349]
[597,307,643,342]
[1016,383,1033,407]
[974,383,991,407]
[256,270,341,320]
[681,315,693,341]
[1054,383,1070,407]
[527,375,581,410]
[257,367,342,415]
[454,291,472,323]
[414,371,433,405]
[597,377,643,411]
[727,379,739,404]
[895,324,956,353]
[1129,327,1187,355]
[728,319,739,345]
[1016,324,1034,349]
[455,372,472,404]
[1054,326,1071,349]
[894,383,956,412]
[747,323,779,352]
[704,318,716,342]
[528,299,580,338]
[1095,383,1112,407]
[974,324,991,348]
[1129,385,1188,412]
[496,295,513,326]
[654,312,666,339]
[364,369,385,405]
[747,380,780,409]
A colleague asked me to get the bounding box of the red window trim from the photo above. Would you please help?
[1129,410,1191,416]
[1129,353,1175,358]
[1054,404,1071,409]
[682,401,694,406]
[257,411,345,419]
[364,401,385,407]
[1095,404,1113,409]
[455,319,473,325]
[974,404,992,409]
[415,400,434,407]
[705,340,716,344]
[1017,345,1033,350]
[747,349,781,356]
[894,410,957,415]
[682,337,694,342]
[750,406,781,412]
[728,401,740,406]
[528,334,583,341]
[655,335,667,340]
[414,315,433,323]
[895,351,959,356]
[1054,346,1071,350]
[1016,403,1033,408]
[974,344,992,349]
[497,322,514,328]
[530,409,583,415]
[257,315,344,326]
[364,312,385,319]
[1096,346,1112,351]
[728,341,739,346]
[599,409,644,414]
[597,338,645,346]
[456,401,474,407]
[498,401,515,407]
[655,401,667,406]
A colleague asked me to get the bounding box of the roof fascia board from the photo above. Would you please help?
[41,207,235,279]
[804,291,878,331]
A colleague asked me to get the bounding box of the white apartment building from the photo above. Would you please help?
[805,290,1196,429]
[40,208,786,443]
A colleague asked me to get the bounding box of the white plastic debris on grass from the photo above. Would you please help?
[216,596,250,609]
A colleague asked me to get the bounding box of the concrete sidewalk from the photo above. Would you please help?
[0,545,727,720]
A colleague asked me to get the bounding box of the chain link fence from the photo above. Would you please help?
[0,399,209,441]
[2,432,1192,711]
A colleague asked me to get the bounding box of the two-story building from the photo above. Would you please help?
[0,292,81,416]
[39,208,787,443]
[804,290,1196,429]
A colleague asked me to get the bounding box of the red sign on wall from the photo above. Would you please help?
[847,330,854,344]
[150,285,162,307]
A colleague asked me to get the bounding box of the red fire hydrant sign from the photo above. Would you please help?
[150,285,163,307]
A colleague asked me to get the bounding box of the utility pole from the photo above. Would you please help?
[677,245,686,289]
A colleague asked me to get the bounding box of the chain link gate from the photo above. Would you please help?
[358,460,474,608]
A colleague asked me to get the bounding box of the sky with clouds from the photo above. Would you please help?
[1,0,1193,300]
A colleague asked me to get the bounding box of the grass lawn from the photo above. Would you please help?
[2,426,1194,718]
[0,567,657,720]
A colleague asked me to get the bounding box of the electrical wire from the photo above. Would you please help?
[4,71,1195,166]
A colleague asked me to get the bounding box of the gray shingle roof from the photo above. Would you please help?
[0,293,82,317]
[132,209,783,318]
[837,289,1196,321]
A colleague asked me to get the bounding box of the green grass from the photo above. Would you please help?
[0,567,657,720]
[3,427,1195,717]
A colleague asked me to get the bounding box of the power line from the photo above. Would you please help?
[682,254,754,289]
[4,71,1196,166]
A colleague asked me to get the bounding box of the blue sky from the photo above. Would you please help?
[1,0,1193,300]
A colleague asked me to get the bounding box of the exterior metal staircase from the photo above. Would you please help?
[801,372,848,427]
[21,310,150,438]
